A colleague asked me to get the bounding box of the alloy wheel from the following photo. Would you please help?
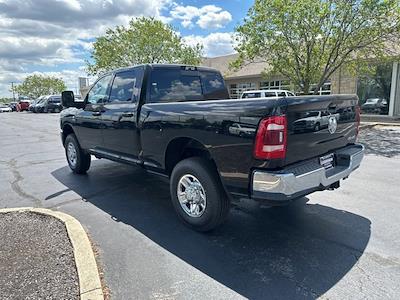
[67,142,77,167]
[177,174,207,217]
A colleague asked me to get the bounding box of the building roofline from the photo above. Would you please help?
[203,53,238,60]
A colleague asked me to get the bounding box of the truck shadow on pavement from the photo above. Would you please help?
[51,160,371,299]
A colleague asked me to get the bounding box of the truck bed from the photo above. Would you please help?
[139,94,359,197]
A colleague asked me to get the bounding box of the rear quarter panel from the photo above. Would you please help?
[139,98,286,197]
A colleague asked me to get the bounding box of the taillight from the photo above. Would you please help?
[355,105,361,137]
[254,115,287,160]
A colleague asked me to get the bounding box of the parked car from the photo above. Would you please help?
[60,64,364,231]
[0,104,12,112]
[240,89,295,99]
[35,95,62,113]
[361,98,388,114]
[29,96,44,112]
[8,102,17,111]
[228,123,256,136]
[29,96,43,112]
[31,97,44,113]
[16,100,30,112]
[292,110,339,132]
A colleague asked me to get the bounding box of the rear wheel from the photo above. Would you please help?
[170,157,230,232]
[64,134,91,174]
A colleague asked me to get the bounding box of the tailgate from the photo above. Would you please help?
[284,94,359,165]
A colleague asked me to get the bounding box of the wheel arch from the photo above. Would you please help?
[61,123,75,145]
[164,137,214,176]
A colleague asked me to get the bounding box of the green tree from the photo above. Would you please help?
[87,17,203,75]
[232,0,400,94]
[0,97,13,104]
[14,75,66,99]
[357,61,393,103]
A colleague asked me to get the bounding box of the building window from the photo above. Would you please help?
[260,81,276,90]
[259,80,291,91]
[310,81,332,95]
[260,79,331,95]
[229,82,256,98]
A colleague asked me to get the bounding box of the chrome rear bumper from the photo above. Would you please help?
[252,144,364,201]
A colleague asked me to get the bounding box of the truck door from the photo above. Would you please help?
[100,67,143,158]
[74,74,112,150]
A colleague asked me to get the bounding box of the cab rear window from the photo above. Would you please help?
[149,68,228,103]
[149,69,203,103]
[201,71,229,100]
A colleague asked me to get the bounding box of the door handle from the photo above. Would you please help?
[121,112,134,117]
[92,111,102,116]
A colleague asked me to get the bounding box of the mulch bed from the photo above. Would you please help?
[0,211,79,299]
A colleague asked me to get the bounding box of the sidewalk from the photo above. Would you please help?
[358,123,400,157]
[361,114,400,126]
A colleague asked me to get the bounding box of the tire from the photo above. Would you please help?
[64,134,91,174]
[170,157,230,232]
[314,123,320,132]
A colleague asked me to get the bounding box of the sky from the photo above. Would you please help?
[0,0,254,97]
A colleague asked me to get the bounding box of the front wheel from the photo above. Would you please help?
[64,134,91,174]
[170,157,230,232]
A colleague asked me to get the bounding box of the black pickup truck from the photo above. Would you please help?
[60,64,364,231]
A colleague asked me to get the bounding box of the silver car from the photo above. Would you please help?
[0,104,12,113]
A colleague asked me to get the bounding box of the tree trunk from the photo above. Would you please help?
[302,81,310,95]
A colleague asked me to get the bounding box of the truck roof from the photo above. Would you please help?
[102,64,221,76]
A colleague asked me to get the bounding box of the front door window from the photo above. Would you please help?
[87,74,113,105]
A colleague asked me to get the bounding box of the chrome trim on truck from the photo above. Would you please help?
[252,144,364,198]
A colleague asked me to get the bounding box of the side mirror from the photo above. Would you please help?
[61,91,75,108]
[62,91,85,109]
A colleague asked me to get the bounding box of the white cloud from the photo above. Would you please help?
[184,32,236,57]
[0,68,96,98]
[170,5,199,28]
[0,0,169,26]
[0,36,78,64]
[197,10,232,30]
[0,0,236,97]
[170,4,232,29]
[0,0,171,97]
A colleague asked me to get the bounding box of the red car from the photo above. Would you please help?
[16,100,30,112]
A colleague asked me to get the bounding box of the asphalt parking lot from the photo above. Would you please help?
[1,112,400,299]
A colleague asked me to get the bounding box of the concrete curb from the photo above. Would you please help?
[0,207,104,300]
[359,123,377,130]
[360,122,400,129]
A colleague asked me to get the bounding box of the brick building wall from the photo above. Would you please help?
[330,68,358,95]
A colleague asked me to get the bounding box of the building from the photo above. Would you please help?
[202,54,400,117]
[78,77,91,98]
[74,56,400,117]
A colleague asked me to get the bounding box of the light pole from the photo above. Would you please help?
[11,82,16,101]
